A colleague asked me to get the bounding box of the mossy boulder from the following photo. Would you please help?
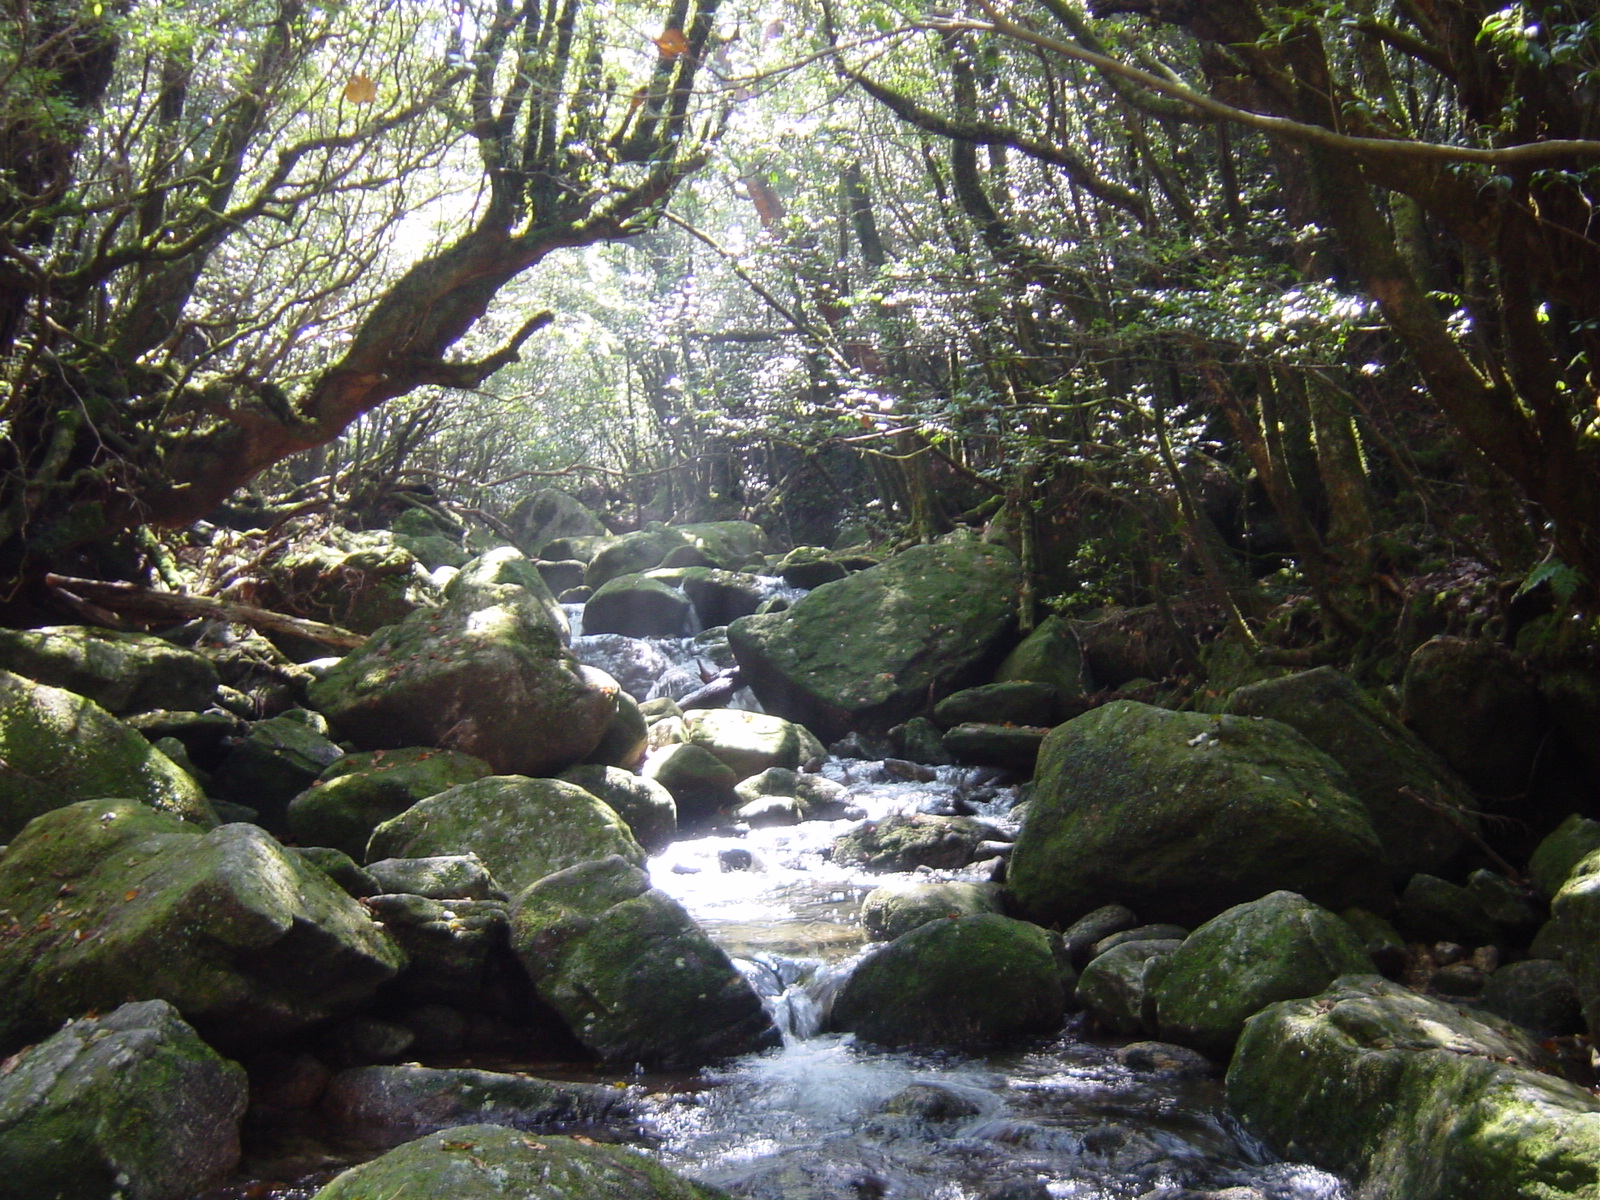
[1150,891,1374,1060]
[212,710,346,832]
[366,776,644,895]
[641,742,739,824]
[861,881,1005,941]
[992,615,1091,706]
[584,526,693,589]
[680,708,826,778]
[505,489,610,557]
[583,573,694,638]
[827,913,1065,1047]
[0,800,404,1055]
[776,545,848,589]
[269,531,436,634]
[1530,814,1600,899]
[0,669,213,841]
[1074,939,1180,1036]
[675,520,767,568]
[312,1124,732,1200]
[443,545,569,642]
[678,567,768,627]
[1226,974,1600,1199]
[359,893,510,1008]
[509,856,780,1067]
[1546,849,1600,1038]
[0,625,218,715]
[1007,701,1390,928]
[727,542,1020,742]
[931,681,1062,730]
[287,747,494,860]
[0,999,247,1200]
[585,688,649,772]
[831,813,993,873]
[308,561,615,777]
[558,764,677,853]
[941,722,1050,775]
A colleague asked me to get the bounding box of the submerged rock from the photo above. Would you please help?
[0,999,246,1200]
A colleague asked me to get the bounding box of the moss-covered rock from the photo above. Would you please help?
[1547,849,1600,1038]
[509,856,779,1067]
[366,775,644,894]
[0,669,213,841]
[641,742,740,824]
[932,681,1062,730]
[585,526,693,589]
[212,710,346,832]
[364,853,503,900]
[677,568,767,627]
[1530,814,1600,900]
[584,574,694,638]
[1226,974,1600,1199]
[1150,891,1374,1061]
[0,625,218,715]
[728,542,1019,741]
[1074,939,1180,1036]
[831,813,992,873]
[0,800,404,1055]
[443,545,569,643]
[675,521,767,569]
[1395,873,1503,946]
[0,999,247,1200]
[287,747,494,860]
[1224,667,1472,879]
[559,764,677,853]
[505,489,610,557]
[270,530,437,634]
[680,708,825,778]
[312,1124,733,1200]
[860,881,1005,941]
[360,893,509,1008]
[992,615,1091,706]
[586,689,649,772]
[940,722,1049,774]
[828,913,1065,1047]
[775,545,848,589]
[1007,701,1390,928]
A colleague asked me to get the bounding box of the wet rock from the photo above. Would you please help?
[510,856,780,1067]
[366,775,644,894]
[728,542,1020,742]
[1478,959,1583,1037]
[287,747,494,860]
[1394,873,1502,947]
[1115,1041,1216,1077]
[734,794,803,827]
[1227,974,1600,1199]
[829,913,1065,1047]
[310,1124,734,1199]
[941,723,1050,774]
[365,853,504,900]
[992,614,1092,707]
[1225,667,1473,878]
[717,847,754,872]
[891,716,954,766]
[1007,701,1390,929]
[681,708,827,778]
[879,1083,981,1124]
[0,800,403,1056]
[1150,891,1374,1061]
[0,669,214,841]
[0,625,219,715]
[1075,940,1181,1036]
[860,880,1005,941]
[321,1065,635,1147]
[978,1181,1052,1200]
[1529,813,1600,899]
[0,1000,246,1200]
[585,688,649,772]
[364,893,509,1007]
[584,574,694,638]
[571,634,674,701]
[1062,904,1141,968]
[213,709,346,832]
[505,489,609,557]
[678,568,768,627]
[831,813,994,873]
[643,742,740,824]
[559,764,678,853]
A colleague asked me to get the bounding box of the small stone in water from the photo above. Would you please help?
[671,863,701,874]
[718,848,754,872]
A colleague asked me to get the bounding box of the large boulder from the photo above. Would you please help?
[308,556,615,777]
[992,615,1091,706]
[1225,667,1472,878]
[287,747,494,860]
[679,708,825,777]
[0,625,218,714]
[1149,891,1374,1061]
[860,881,1005,942]
[1006,701,1391,928]
[932,681,1063,729]
[0,1000,247,1200]
[211,709,346,832]
[1402,636,1546,799]
[558,764,677,853]
[583,574,693,638]
[641,743,739,824]
[0,669,213,841]
[728,541,1020,741]
[366,776,644,894]
[311,1124,734,1200]
[827,913,1065,1047]
[1227,974,1600,1199]
[444,545,569,643]
[509,856,780,1068]
[678,567,767,627]
[504,489,610,557]
[584,526,693,589]
[675,520,767,568]
[268,530,437,634]
[0,800,404,1055]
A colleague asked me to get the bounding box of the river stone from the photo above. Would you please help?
[212,710,346,832]
[585,526,693,589]
[1062,904,1141,968]
[932,681,1062,729]
[1075,940,1181,1037]
[0,999,246,1200]
[860,881,1005,941]
[309,561,614,777]
[1150,892,1374,1061]
[506,489,610,556]
[1478,959,1584,1038]
[312,1124,733,1200]
[642,742,740,823]
[321,1064,635,1147]
[445,545,570,642]
[680,708,826,777]
[828,913,1065,1047]
[1530,814,1600,899]
[584,573,693,638]
[287,747,493,860]
[269,532,437,634]
[509,856,780,1067]
[993,615,1091,705]
[1547,849,1600,1037]
[0,800,404,1055]
[295,846,381,897]
[728,541,1020,741]
[1226,974,1600,1199]
[366,775,644,894]
[559,764,678,852]
[1007,701,1390,929]
[572,633,674,701]
[1224,667,1471,878]
[776,545,848,589]
[831,813,993,873]
[676,520,767,568]
[365,853,503,900]
[1092,924,1189,957]
[894,715,954,765]
[1394,873,1502,947]
[678,567,767,627]
[363,894,507,1007]
[0,625,219,715]
[0,669,213,841]
[941,722,1050,774]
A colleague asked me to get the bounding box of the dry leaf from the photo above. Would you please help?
[344,73,378,104]
[653,28,689,59]
[123,889,139,901]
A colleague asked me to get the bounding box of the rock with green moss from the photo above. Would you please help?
[584,574,693,638]
[0,800,404,1055]
[0,999,247,1200]
[675,521,767,569]
[932,681,1062,730]
[287,747,493,859]
[308,559,615,776]
[269,530,437,634]
[1530,814,1600,899]
[680,708,825,778]
[1226,974,1600,1199]
[505,489,610,558]
[831,813,993,873]
[312,1124,734,1200]
[828,913,1065,1047]
[0,625,218,715]
[642,743,739,824]
[941,723,1050,774]
[586,689,649,772]
[677,568,767,626]
[585,526,694,589]
[728,542,1019,741]
[992,615,1091,707]
[559,764,677,853]
[1150,891,1374,1061]
[361,893,509,1007]
[444,545,570,643]
[1547,849,1600,1037]
[1224,667,1472,879]
[861,881,1005,941]
[1007,701,1390,929]
[776,546,848,589]
[510,856,780,1067]
[213,711,346,832]
[0,669,214,841]
[1074,940,1180,1036]
[367,775,643,894]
